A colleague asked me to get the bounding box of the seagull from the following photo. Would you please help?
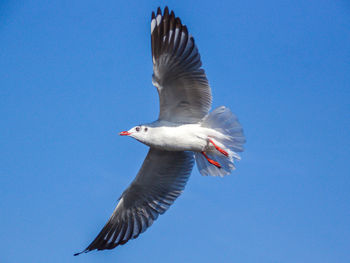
[74,6,245,256]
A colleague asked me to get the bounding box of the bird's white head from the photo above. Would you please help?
[119,125,150,143]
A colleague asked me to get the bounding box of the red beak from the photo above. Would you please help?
[119,131,131,136]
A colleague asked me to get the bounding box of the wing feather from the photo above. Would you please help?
[151,7,212,123]
[74,149,194,255]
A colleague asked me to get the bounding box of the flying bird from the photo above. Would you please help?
[75,6,245,256]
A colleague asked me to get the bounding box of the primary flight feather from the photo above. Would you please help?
[75,6,245,256]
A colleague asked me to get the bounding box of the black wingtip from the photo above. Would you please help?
[151,11,155,20]
[163,7,169,19]
[164,6,169,15]
[175,17,182,27]
[153,7,172,21]
[73,249,88,256]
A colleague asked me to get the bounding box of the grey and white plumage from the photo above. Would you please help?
[75,6,245,256]
[75,149,193,253]
[151,6,211,123]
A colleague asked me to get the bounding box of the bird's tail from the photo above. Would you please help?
[194,106,246,177]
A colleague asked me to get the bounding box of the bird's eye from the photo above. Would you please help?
[144,127,148,132]
[136,126,140,132]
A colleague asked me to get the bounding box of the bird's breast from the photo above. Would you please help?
[147,124,208,152]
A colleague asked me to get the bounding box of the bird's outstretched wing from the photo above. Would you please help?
[74,149,194,255]
[151,7,212,123]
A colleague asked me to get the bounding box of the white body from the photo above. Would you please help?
[140,122,224,152]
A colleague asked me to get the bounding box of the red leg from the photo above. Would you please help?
[201,152,221,168]
[208,139,228,157]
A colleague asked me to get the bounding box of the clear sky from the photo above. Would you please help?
[1,0,349,262]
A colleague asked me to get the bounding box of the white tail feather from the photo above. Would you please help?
[194,106,245,177]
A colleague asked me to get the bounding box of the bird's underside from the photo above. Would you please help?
[75,6,245,256]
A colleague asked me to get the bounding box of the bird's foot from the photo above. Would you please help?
[208,138,228,157]
[201,152,221,168]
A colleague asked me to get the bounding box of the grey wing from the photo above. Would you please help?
[151,7,212,123]
[74,149,194,255]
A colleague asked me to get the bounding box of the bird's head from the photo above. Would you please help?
[119,125,150,142]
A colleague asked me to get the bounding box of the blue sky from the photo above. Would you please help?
[1,0,349,262]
